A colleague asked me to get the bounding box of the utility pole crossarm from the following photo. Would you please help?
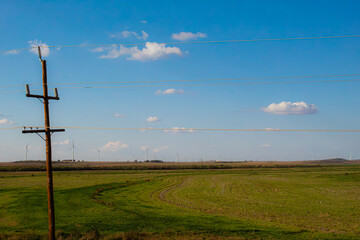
[25,84,60,100]
[22,129,65,134]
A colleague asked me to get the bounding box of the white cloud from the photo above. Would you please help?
[164,127,195,134]
[0,119,9,125]
[0,119,13,125]
[171,32,207,41]
[119,31,133,38]
[110,31,149,40]
[3,50,19,55]
[114,113,125,118]
[141,146,149,151]
[260,144,271,148]
[262,101,318,115]
[146,116,160,122]
[99,42,183,61]
[53,139,70,145]
[140,20,147,24]
[153,145,168,153]
[101,140,129,152]
[59,139,69,145]
[140,31,149,40]
[28,40,50,57]
[92,47,106,52]
[139,127,153,132]
[155,88,184,95]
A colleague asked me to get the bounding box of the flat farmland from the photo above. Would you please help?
[0,165,359,239]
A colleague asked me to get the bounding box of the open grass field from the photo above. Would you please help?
[0,164,360,239]
[1,159,359,171]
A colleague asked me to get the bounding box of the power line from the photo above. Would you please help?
[0,47,33,54]
[28,73,360,87]
[0,84,25,88]
[1,34,360,54]
[0,127,22,130]
[17,126,360,132]
[51,34,360,48]
[3,126,360,132]
[0,73,356,89]
[55,78,360,90]
[0,90,24,94]
[1,78,359,94]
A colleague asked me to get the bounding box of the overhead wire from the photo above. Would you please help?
[54,78,360,90]
[1,36,359,134]
[0,47,33,54]
[0,127,22,130]
[3,73,360,89]
[18,126,360,132]
[0,84,25,88]
[1,34,360,54]
[0,90,24,94]
[28,73,360,86]
[1,78,360,94]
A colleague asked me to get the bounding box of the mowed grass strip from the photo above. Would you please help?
[161,170,360,234]
[0,166,359,239]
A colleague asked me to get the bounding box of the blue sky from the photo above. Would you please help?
[1,0,360,161]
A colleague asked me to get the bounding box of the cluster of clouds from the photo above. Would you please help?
[262,101,318,115]
[99,42,183,61]
[155,88,184,95]
[146,116,160,122]
[3,39,51,56]
[109,30,207,42]
[142,113,195,134]
[0,113,13,126]
[97,143,169,154]
[3,30,326,160]
[171,32,207,41]
[141,114,195,135]
[100,140,129,152]
[0,119,12,125]
[29,40,50,57]
[110,30,149,40]
[53,139,70,145]
[164,127,195,134]
[96,31,206,61]
[140,146,149,151]
[7,30,207,62]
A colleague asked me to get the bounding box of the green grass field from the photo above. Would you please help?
[0,165,359,239]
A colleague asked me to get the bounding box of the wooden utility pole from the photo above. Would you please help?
[22,47,64,240]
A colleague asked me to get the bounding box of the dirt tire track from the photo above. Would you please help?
[158,176,189,208]
[92,181,139,206]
